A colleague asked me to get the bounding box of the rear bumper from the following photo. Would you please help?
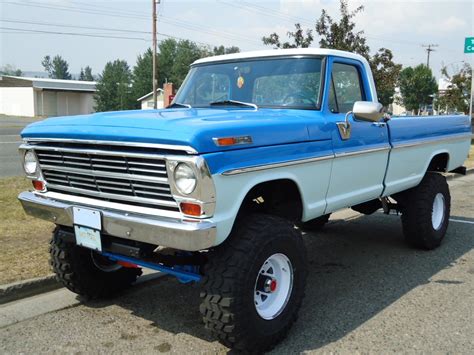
[18,191,216,251]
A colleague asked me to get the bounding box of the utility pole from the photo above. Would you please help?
[152,0,159,109]
[422,44,438,68]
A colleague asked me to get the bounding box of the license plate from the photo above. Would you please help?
[73,207,102,251]
[74,225,102,251]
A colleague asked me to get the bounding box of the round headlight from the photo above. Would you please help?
[24,150,38,175]
[174,163,197,195]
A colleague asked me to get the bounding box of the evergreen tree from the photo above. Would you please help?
[83,66,94,81]
[132,48,154,100]
[42,55,72,79]
[94,60,135,112]
[79,68,85,81]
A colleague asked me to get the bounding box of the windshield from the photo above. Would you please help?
[173,57,323,110]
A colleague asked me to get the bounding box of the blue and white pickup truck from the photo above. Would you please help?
[18,49,471,352]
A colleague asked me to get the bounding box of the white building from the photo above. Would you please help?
[137,89,164,110]
[0,76,96,117]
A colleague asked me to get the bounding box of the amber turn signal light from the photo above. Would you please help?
[216,137,236,146]
[180,202,202,216]
[214,136,253,146]
[32,180,45,191]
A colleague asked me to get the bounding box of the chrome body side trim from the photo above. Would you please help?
[222,154,334,176]
[334,146,390,158]
[23,138,198,154]
[18,191,216,251]
[221,132,472,176]
[392,133,472,149]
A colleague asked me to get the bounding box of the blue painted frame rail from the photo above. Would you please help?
[102,251,202,283]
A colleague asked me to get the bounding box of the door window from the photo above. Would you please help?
[329,63,364,113]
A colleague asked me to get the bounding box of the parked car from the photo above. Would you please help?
[18,48,472,352]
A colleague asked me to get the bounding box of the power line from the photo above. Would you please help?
[3,0,262,48]
[218,0,456,52]
[1,19,150,34]
[0,26,149,41]
[0,19,220,48]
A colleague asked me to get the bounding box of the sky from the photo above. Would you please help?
[0,0,473,80]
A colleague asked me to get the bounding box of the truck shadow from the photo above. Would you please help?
[85,212,474,354]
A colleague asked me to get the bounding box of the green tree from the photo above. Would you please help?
[94,59,135,112]
[157,39,209,88]
[212,45,240,55]
[435,63,471,114]
[41,55,72,79]
[370,48,402,107]
[132,41,241,100]
[398,64,437,115]
[132,48,155,100]
[83,66,94,81]
[262,23,313,49]
[0,64,22,76]
[261,0,400,108]
[315,1,369,59]
[157,39,178,87]
[171,40,204,87]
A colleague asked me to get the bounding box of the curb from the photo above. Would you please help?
[0,270,165,306]
[0,275,60,305]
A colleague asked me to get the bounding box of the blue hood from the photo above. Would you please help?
[21,108,329,153]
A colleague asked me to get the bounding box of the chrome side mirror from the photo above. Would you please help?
[336,101,385,140]
[352,101,384,122]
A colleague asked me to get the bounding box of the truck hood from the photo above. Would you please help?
[21,108,328,153]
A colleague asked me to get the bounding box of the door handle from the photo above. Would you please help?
[372,122,386,128]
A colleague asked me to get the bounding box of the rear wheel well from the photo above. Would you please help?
[427,153,449,173]
[237,179,303,222]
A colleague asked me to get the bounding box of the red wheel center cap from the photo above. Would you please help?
[270,279,277,292]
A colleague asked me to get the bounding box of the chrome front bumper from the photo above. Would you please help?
[18,191,217,251]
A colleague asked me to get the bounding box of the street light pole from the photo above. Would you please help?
[152,0,158,109]
[470,62,473,121]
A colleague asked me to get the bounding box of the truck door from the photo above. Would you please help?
[324,58,391,213]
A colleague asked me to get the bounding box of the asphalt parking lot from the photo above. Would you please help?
[0,116,41,177]
[0,174,473,354]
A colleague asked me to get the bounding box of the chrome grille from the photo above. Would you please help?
[35,147,179,212]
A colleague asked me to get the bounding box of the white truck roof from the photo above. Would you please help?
[192,48,378,103]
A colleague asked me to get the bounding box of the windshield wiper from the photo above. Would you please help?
[209,100,258,109]
[167,102,192,109]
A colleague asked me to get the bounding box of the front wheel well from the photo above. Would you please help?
[236,179,303,222]
[427,153,449,173]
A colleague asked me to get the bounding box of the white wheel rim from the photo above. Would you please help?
[432,193,445,230]
[254,253,293,320]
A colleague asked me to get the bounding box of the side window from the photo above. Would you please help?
[330,63,364,113]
